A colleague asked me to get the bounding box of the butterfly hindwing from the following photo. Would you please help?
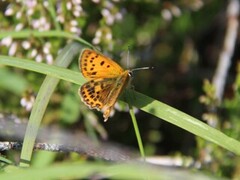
[79,71,130,121]
[80,79,105,110]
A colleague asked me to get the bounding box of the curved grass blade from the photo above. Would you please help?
[0,48,240,156]
[18,42,83,167]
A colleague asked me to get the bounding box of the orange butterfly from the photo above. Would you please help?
[79,49,131,122]
[79,49,150,122]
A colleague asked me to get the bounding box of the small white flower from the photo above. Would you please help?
[72,0,82,4]
[106,32,112,41]
[70,26,81,35]
[191,0,204,11]
[57,15,65,23]
[24,0,37,8]
[95,30,102,37]
[39,17,46,24]
[66,2,72,10]
[74,5,82,11]
[5,7,14,16]
[15,23,24,31]
[101,8,110,17]
[161,9,172,21]
[70,20,78,26]
[46,54,53,64]
[43,1,49,7]
[92,37,100,44]
[171,6,181,17]
[43,23,50,30]
[33,17,50,31]
[92,0,100,3]
[32,19,40,29]
[43,42,51,54]
[105,1,113,9]
[9,42,17,56]
[115,12,123,21]
[16,11,22,19]
[73,10,80,17]
[70,26,78,33]
[106,15,114,25]
[20,98,27,108]
[30,49,38,58]
[20,96,35,111]
[36,54,43,62]
[22,41,31,50]
[43,47,50,54]
[27,8,34,16]
[1,36,12,47]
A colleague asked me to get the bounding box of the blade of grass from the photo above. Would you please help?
[0,161,219,179]
[0,156,13,165]
[0,30,93,48]
[19,42,83,167]
[127,90,240,155]
[0,55,84,85]
[48,0,61,30]
[1,51,240,155]
[129,106,145,160]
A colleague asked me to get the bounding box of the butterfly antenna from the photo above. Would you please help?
[127,46,130,69]
[131,66,154,72]
[126,46,154,72]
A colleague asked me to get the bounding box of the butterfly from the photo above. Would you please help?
[79,49,131,122]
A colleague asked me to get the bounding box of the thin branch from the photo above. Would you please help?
[0,142,80,154]
[0,141,134,162]
[212,0,239,102]
[0,114,136,162]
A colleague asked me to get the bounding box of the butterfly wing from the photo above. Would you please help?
[80,49,125,80]
[79,71,130,121]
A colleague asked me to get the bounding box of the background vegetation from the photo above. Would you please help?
[0,0,240,179]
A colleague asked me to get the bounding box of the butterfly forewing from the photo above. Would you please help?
[80,49,124,79]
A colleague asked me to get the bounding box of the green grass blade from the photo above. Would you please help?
[0,55,84,85]
[129,90,240,155]
[48,0,61,30]
[0,48,240,155]
[19,42,83,167]
[0,161,219,179]
[129,106,145,160]
[0,30,93,48]
[0,156,13,165]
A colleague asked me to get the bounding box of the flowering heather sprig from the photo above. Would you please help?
[1,0,85,63]
[91,0,125,50]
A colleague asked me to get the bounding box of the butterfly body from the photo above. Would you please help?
[79,49,131,122]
